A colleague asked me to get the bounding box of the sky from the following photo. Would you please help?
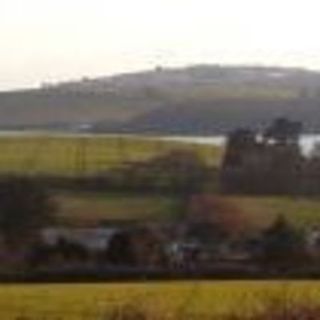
[1,0,320,90]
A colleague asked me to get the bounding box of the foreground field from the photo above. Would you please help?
[0,134,222,175]
[0,281,320,319]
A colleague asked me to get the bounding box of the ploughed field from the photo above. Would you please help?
[0,134,222,175]
[1,281,320,319]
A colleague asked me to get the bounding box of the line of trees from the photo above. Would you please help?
[0,177,55,268]
[220,117,320,195]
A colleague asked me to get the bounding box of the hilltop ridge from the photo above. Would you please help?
[2,65,320,133]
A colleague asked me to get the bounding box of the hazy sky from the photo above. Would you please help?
[1,0,320,90]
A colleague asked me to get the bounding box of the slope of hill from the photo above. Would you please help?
[2,65,320,133]
[118,98,320,134]
[0,89,160,130]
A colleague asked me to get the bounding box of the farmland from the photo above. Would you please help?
[0,281,320,319]
[54,192,320,228]
[214,195,320,230]
[0,134,223,175]
[3,134,320,229]
[55,192,179,225]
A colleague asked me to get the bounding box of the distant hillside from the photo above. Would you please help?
[116,98,320,135]
[0,89,160,130]
[2,65,320,133]
[51,65,320,95]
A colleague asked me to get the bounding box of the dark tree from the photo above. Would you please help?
[110,149,209,193]
[220,119,304,195]
[263,117,302,145]
[106,227,167,267]
[105,231,135,265]
[54,237,88,262]
[222,128,256,167]
[259,215,306,268]
[220,128,258,193]
[0,177,55,247]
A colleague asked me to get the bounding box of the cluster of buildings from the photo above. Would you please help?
[21,218,320,275]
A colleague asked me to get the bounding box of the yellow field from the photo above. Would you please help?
[0,134,222,176]
[0,281,319,319]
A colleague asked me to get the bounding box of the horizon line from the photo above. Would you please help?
[1,62,319,93]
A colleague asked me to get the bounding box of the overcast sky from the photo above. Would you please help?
[1,0,320,90]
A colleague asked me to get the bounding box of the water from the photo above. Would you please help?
[300,135,320,155]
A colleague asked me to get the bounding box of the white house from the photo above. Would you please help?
[41,227,118,251]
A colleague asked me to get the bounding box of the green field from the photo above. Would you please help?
[56,192,179,225]
[218,195,320,230]
[0,134,222,176]
[0,281,319,319]
[2,134,320,230]
[54,192,320,228]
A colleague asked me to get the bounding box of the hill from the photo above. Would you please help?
[2,65,320,133]
[0,89,160,130]
[119,98,320,134]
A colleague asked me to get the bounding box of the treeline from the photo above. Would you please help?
[220,117,320,195]
[17,149,217,195]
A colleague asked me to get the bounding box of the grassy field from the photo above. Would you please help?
[0,134,222,175]
[0,281,319,319]
[2,134,320,230]
[200,195,320,230]
[55,192,180,225]
[231,195,320,229]
[54,192,320,228]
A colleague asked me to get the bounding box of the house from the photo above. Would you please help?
[166,240,201,269]
[305,226,320,258]
[41,227,118,251]
[37,223,168,269]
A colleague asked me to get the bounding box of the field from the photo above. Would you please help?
[2,134,320,230]
[55,192,179,225]
[0,134,223,175]
[217,195,320,229]
[54,192,320,228]
[0,281,320,319]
